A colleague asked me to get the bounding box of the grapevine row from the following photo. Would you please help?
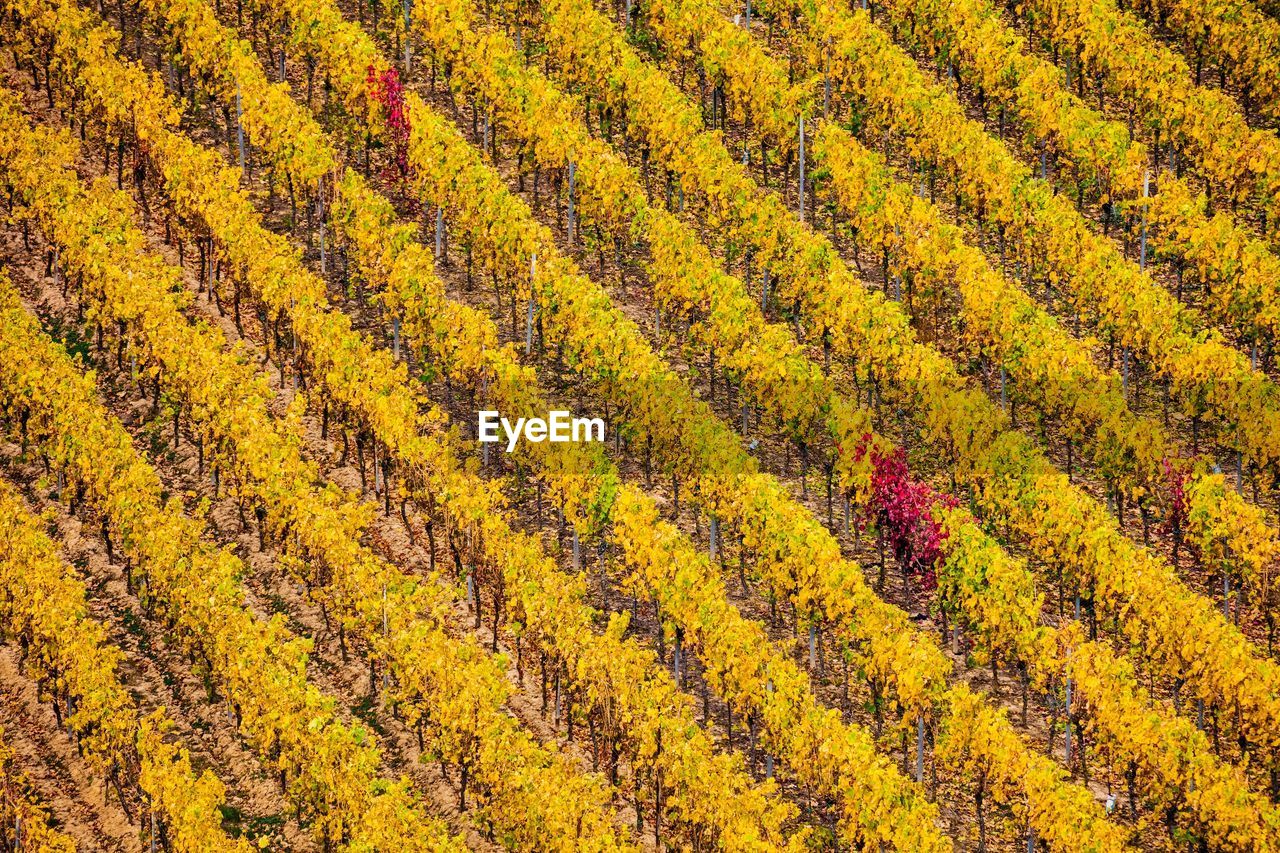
[0,15,639,848]
[0,88,462,851]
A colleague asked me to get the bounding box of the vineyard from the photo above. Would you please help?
[0,0,1275,846]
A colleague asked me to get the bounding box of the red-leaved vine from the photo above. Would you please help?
[367,65,412,195]
[1162,457,1193,568]
[853,436,956,591]
[1161,457,1190,537]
